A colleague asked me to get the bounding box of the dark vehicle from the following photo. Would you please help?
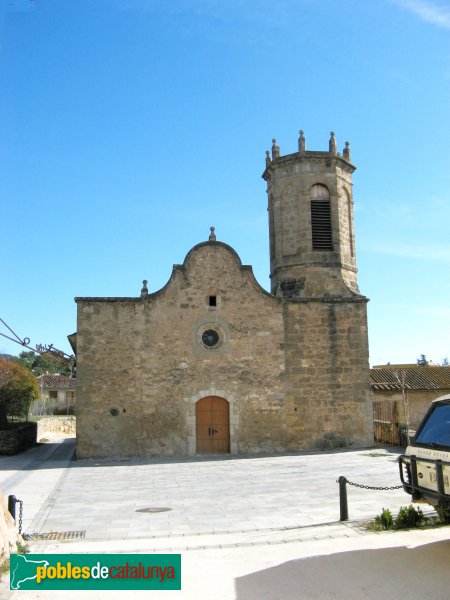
[399,394,450,510]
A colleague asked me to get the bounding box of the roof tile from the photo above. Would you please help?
[37,375,76,389]
[370,366,450,391]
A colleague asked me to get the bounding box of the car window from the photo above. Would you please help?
[415,403,450,447]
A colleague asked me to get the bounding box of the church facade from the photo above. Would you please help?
[74,131,373,458]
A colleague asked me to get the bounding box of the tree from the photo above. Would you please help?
[441,357,449,367]
[15,350,71,377]
[416,354,429,366]
[393,370,410,446]
[0,357,39,429]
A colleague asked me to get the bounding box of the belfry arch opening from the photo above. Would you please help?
[310,183,333,251]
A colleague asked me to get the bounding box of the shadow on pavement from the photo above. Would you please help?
[235,539,450,600]
[0,439,76,471]
[0,442,253,471]
[0,440,402,471]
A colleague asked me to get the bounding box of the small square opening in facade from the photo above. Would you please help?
[209,295,217,307]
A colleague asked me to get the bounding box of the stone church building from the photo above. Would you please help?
[74,131,373,458]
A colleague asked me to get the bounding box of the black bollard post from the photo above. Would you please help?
[8,494,17,522]
[338,476,348,521]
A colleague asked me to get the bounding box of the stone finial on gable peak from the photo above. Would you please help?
[265,150,271,168]
[271,138,280,159]
[209,226,216,241]
[329,131,337,155]
[298,129,306,153]
[141,279,148,298]
[343,141,351,161]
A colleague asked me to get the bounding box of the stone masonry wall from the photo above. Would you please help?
[37,416,76,439]
[282,299,373,450]
[76,242,286,458]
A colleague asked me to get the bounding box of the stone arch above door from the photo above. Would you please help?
[186,389,238,455]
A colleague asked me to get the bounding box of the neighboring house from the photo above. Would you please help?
[73,131,374,459]
[30,375,77,416]
[370,365,450,438]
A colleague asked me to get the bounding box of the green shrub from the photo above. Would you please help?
[0,358,39,429]
[394,505,424,529]
[374,507,394,530]
[436,503,450,524]
[371,505,426,531]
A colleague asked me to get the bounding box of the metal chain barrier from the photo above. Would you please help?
[337,476,403,521]
[346,479,403,491]
[8,494,24,535]
[17,499,24,535]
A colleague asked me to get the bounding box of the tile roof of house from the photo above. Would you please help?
[37,375,77,389]
[370,366,450,392]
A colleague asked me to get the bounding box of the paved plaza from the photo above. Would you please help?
[1,436,449,599]
[0,436,417,542]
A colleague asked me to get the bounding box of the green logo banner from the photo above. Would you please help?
[10,553,181,590]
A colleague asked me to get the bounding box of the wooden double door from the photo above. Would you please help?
[196,396,230,454]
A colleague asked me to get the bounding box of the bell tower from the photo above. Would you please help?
[263,131,360,298]
[262,129,373,450]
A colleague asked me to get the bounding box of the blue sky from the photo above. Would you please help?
[1,0,449,366]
